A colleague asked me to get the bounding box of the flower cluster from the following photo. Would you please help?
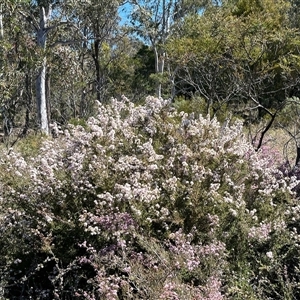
[0,96,299,299]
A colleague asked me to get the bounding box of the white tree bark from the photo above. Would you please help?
[36,6,52,134]
[131,0,171,98]
[0,5,3,39]
[36,57,48,133]
[154,46,165,98]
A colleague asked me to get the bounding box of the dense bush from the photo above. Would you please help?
[0,96,300,299]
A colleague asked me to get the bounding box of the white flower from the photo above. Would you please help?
[229,208,237,217]
[14,259,22,264]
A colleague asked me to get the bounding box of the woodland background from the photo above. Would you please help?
[1,0,300,151]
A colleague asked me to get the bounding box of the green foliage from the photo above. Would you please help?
[173,96,207,115]
[68,117,87,128]
[13,132,47,158]
[131,44,156,97]
[167,0,300,122]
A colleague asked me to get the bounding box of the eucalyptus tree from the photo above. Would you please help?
[129,0,203,98]
[128,0,215,99]
[34,2,53,134]
[1,0,124,133]
[66,0,125,104]
[8,0,75,134]
[130,0,174,98]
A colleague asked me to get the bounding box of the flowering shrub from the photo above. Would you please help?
[0,96,299,299]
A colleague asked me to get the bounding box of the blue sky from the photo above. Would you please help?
[118,2,133,26]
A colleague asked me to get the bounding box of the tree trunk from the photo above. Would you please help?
[154,46,165,98]
[36,6,51,134]
[154,0,167,98]
[93,39,102,102]
[0,4,3,39]
[255,111,277,151]
[80,26,88,117]
[36,57,49,133]
[295,146,300,166]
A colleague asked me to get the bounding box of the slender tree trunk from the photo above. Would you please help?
[255,111,277,151]
[93,39,102,102]
[46,69,51,124]
[36,57,49,133]
[80,26,88,117]
[154,47,160,98]
[154,0,167,98]
[0,4,3,39]
[36,6,51,134]
[295,146,300,166]
[154,46,165,98]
